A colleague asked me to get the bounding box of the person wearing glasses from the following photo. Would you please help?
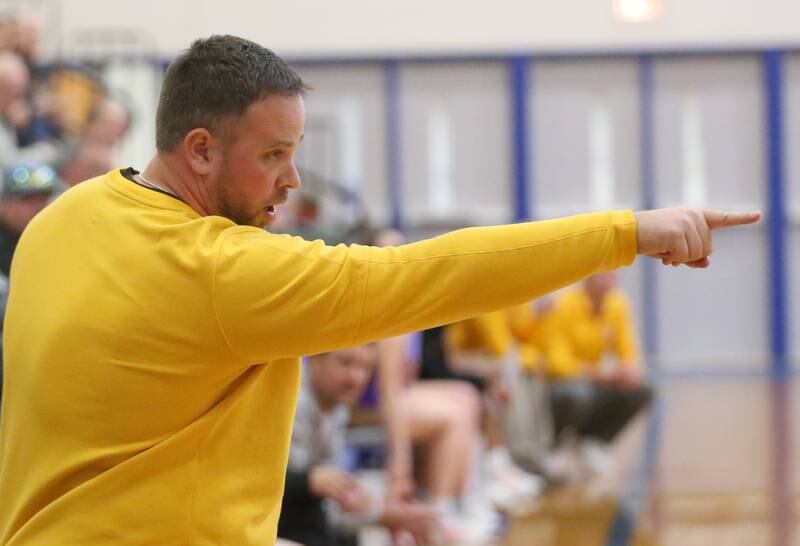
[0,162,57,276]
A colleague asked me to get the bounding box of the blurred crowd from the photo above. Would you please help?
[0,12,131,277]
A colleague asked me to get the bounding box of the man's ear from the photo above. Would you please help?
[182,128,218,176]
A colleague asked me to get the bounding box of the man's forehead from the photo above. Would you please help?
[238,95,305,142]
[247,94,304,118]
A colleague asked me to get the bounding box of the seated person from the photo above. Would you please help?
[498,299,560,479]
[370,229,489,541]
[444,311,545,509]
[278,345,437,546]
[539,271,654,476]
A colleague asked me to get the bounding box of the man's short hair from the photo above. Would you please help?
[155,35,308,152]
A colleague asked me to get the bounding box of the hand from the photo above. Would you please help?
[613,366,644,389]
[586,366,614,384]
[4,98,31,129]
[308,466,358,505]
[339,485,375,514]
[380,501,439,545]
[391,530,418,546]
[634,208,761,268]
[388,473,416,502]
[488,380,512,405]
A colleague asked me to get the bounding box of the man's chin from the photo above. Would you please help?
[242,212,273,229]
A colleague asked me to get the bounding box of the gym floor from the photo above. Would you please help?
[502,375,799,546]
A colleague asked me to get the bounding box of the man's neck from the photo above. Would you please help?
[141,155,215,218]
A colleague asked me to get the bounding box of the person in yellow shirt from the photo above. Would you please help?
[444,311,545,515]
[543,271,653,475]
[503,298,560,476]
[446,311,513,370]
[508,297,557,374]
[0,34,759,546]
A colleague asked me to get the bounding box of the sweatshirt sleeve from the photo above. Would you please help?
[213,210,637,363]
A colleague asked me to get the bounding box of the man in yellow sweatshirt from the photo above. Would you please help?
[542,271,652,476]
[0,34,759,545]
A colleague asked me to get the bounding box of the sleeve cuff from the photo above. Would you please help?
[609,210,638,268]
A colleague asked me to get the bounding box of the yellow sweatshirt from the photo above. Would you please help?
[542,287,640,379]
[0,169,637,545]
[445,311,513,358]
[507,303,549,372]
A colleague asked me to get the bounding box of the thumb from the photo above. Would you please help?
[704,209,762,230]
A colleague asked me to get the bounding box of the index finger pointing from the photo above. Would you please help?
[704,209,762,230]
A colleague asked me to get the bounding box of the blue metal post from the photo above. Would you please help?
[764,50,789,379]
[384,60,403,230]
[639,55,660,365]
[510,56,531,221]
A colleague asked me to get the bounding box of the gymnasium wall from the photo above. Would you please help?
[291,55,784,374]
[53,0,800,58]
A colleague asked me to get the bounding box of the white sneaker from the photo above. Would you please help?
[540,447,580,484]
[431,497,501,545]
[458,495,504,544]
[486,447,544,511]
[579,439,615,478]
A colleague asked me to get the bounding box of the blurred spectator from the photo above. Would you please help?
[540,272,654,477]
[444,311,545,510]
[6,13,41,65]
[0,51,30,145]
[287,192,330,242]
[24,66,106,145]
[82,96,131,147]
[59,140,115,186]
[0,163,58,276]
[0,13,41,64]
[279,345,437,546]
[369,229,503,543]
[0,51,62,167]
[502,299,557,477]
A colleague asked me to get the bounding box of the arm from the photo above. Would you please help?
[376,335,415,499]
[214,211,636,362]
[214,208,759,363]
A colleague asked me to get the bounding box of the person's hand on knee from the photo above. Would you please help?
[613,366,645,389]
[309,466,367,511]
